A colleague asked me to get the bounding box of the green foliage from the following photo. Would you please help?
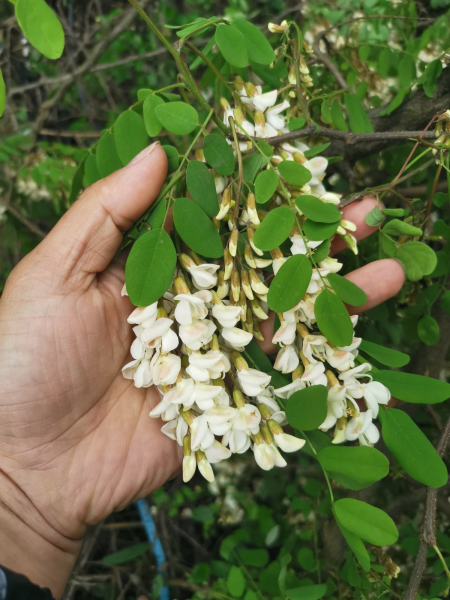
[155,102,199,135]
[173,198,223,258]
[318,446,389,490]
[15,0,65,59]
[114,111,148,165]
[286,386,328,431]
[253,206,295,251]
[315,289,353,346]
[326,274,367,307]
[267,255,312,313]
[334,499,398,546]
[255,170,279,204]
[186,160,219,217]
[204,134,235,175]
[374,371,450,404]
[278,161,312,186]
[296,196,341,223]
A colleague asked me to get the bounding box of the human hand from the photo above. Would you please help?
[0,142,404,597]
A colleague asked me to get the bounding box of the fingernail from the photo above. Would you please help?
[127,141,160,167]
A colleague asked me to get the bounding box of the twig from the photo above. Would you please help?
[313,34,348,91]
[6,205,47,239]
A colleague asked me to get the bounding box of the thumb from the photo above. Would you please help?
[37,141,168,285]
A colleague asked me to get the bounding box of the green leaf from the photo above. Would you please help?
[69,162,85,203]
[125,229,177,306]
[231,19,275,65]
[344,94,374,134]
[96,133,123,178]
[204,134,235,176]
[289,117,306,131]
[146,199,166,230]
[296,195,341,224]
[303,219,339,241]
[155,102,198,135]
[417,315,440,345]
[137,88,152,101]
[173,198,223,258]
[327,274,367,306]
[114,111,148,166]
[320,99,333,124]
[255,170,279,204]
[334,499,398,546]
[359,340,410,367]
[304,142,331,158]
[227,565,246,598]
[15,0,65,60]
[312,240,331,262]
[337,521,370,571]
[315,289,353,346]
[238,548,269,567]
[382,219,422,237]
[243,153,268,183]
[162,145,179,173]
[318,446,389,490]
[379,89,406,117]
[286,584,327,600]
[244,339,273,373]
[377,47,391,78]
[373,371,450,404]
[396,241,437,281]
[441,290,450,314]
[253,207,295,251]
[331,99,348,132]
[268,255,313,312]
[143,94,164,137]
[434,219,450,238]
[286,385,328,431]
[83,153,101,187]
[398,54,416,89]
[0,69,5,118]
[278,161,312,187]
[382,208,409,217]
[423,59,443,98]
[382,408,448,488]
[434,192,449,207]
[216,24,248,68]
[103,542,151,565]
[186,161,218,218]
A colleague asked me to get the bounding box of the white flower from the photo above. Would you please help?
[186,350,231,381]
[174,291,211,325]
[191,415,215,450]
[302,334,329,363]
[191,382,223,410]
[326,348,356,372]
[320,191,341,205]
[183,455,196,482]
[238,368,271,396]
[303,157,328,186]
[273,257,287,274]
[345,410,380,446]
[179,319,216,351]
[265,100,290,130]
[221,326,253,349]
[274,345,299,374]
[161,416,188,445]
[223,429,251,453]
[363,381,391,417]
[273,378,306,399]
[187,264,220,290]
[152,353,181,385]
[141,317,179,352]
[255,121,279,138]
[205,440,232,463]
[231,404,261,433]
[272,319,297,346]
[301,362,327,386]
[339,363,372,399]
[254,443,287,470]
[215,176,227,194]
[212,304,243,328]
[241,87,278,112]
[127,302,158,326]
[122,357,153,388]
[319,257,343,273]
[197,455,215,482]
[307,269,328,295]
[290,234,321,256]
[163,378,195,407]
[274,433,305,452]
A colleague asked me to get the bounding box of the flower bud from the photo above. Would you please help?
[224,248,233,280]
[252,318,264,341]
[179,253,196,269]
[252,429,265,445]
[274,432,305,452]
[292,364,304,380]
[261,422,274,444]
[247,226,264,256]
[299,56,309,75]
[255,257,273,268]
[195,148,205,162]
[245,307,254,334]
[296,323,309,338]
[234,76,245,92]
[231,270,240,302]
[217,270,230,299]
[239,288,247,322]
[342,233,358,255]
[196,450,215,482]
[233,388,245,408]
[325,370,339,387]
[241,269,254,300]
[249,269,269,295]
[250,297,269,320]
[293,152,307,164]
[340,219,356,232]
[231,351,249,371]
[245,82,258,97]
[244,242,257,268]
[183,434,192,456]
[210,333,220,351]
[254,110,265,127]
[216,188,232,221]
[220,97,230,110]
[188,249,202,265]
[173,276,190,295]
[246,192,260,225]
[183,455,196,482]
[258,402,272,420]
[229,228,239,257]
[288,64,296,85]
[180,408,195,425]
[233,105,245,125]
[267,419,283,436]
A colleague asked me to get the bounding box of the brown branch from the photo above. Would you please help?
[313,34,348,91]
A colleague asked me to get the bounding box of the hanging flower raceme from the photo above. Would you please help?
[122,75,391,485]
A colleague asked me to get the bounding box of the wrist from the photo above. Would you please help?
[0,471,82,599]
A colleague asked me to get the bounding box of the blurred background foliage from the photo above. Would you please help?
[2,1,450,599]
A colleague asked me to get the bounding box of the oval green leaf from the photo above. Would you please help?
[215,24,248,69]
[359,340,410,368]
[327,273,367,307]
[162,145,179,173]
[255,169,279,204]
[382,219,422,237]
[125,229,177,307]
[155,102,199,135]
[373,371,450,404]
[286,385,328,431]
[186,161,218,218]
[318,446,389,490]
[203,134,235,176]
[315,289,353,346]
[15,0,65,60]
[417,315,440,345]
[143,94,164,137]
[396,241,437,282]
[304,219,339,242]
[382,408,448,488]
[286,584,327,600]
[278,161,312,187]
[173,198,223,258]
[96,132,123,178]
[296,195,341,224]
[114,111,148,166]
[231,19,275,65]
[334,499,398,546]
[337,521,370,572]
[344,94,374,134]
[267,255,312,313]
[83,153,101,187]
[253,207,295,251]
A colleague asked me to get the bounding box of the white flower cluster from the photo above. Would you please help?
[122,78,391,484]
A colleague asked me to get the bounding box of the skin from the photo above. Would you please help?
[0,143,405,598]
